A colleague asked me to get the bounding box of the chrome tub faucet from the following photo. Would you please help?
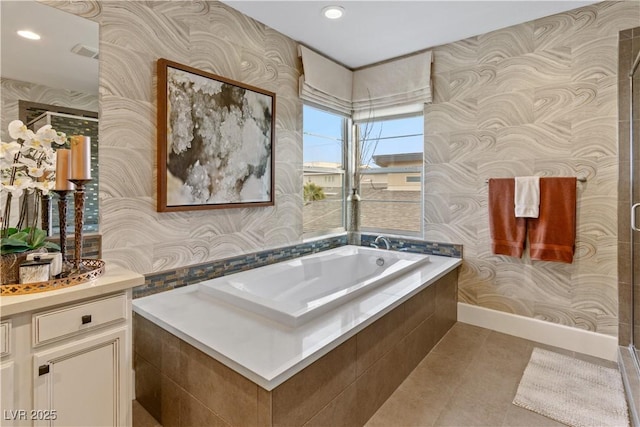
[371,235,391,250]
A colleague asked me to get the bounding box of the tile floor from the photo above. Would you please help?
[133,400,161,427]
[365,322,618,427]
[133,322,621,427]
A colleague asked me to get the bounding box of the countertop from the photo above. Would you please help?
[1,264,145,317]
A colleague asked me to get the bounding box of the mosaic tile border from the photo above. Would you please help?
[46,233,102,259]
[134,234,462,299]
[135,235,346,298]
[360,234,463,258]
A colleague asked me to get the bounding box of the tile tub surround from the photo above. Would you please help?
[134,267,459,426]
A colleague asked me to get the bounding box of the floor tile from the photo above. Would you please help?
[133,400,162,427]
[366,322,624,427]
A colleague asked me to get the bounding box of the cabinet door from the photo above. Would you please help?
[1,362,15,426]
[33,328,127,427]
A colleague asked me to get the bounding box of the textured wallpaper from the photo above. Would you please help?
[40,0,303,274]
[38,1,640,337]
[425,1,640,337]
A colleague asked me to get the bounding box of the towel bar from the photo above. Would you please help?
[485,177,586,183]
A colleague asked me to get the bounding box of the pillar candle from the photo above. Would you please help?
[54,149,75,190]
[70,136,91,180]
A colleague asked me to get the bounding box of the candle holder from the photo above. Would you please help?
[41,193,52,236]
[53,190,72,266]
[69,179,92,272]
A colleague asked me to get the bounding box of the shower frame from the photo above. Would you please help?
[629,40,640,366]
[622,27,640,427]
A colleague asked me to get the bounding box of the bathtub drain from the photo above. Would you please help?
[376,257,385,266]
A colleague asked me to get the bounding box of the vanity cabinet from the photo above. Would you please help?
[0,266,143,427]
[33,327,127,427]
[1,292,131,427]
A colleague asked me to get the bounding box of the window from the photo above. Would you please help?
[357,115,423,235]
[303,105,348,236]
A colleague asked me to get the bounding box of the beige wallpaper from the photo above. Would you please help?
[40,0,303,274]
[40,1,640,337]
[425,1,640,337]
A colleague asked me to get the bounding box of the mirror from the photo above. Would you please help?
[0,0,99,235]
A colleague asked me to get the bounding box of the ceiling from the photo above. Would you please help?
[0,1,601,96]
[222,1,601,69]
[0,0,99,94]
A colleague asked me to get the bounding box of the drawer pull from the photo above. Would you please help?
[38,365,50,376]
[81,315,92,325]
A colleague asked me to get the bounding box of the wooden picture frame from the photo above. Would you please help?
[157,58,275,212]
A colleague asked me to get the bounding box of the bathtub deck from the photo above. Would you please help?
[134,267,460,426]
[133,254,461,390]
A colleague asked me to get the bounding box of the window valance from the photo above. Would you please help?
[298,45,353,116]
[298,46,432,120]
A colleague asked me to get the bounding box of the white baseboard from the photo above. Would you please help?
[457,302,618,361]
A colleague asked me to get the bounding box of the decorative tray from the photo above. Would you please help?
[1,259,105,296]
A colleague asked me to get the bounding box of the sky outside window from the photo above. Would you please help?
[303,106,423,166]
[303,105,344,166]
[360,115,423,167]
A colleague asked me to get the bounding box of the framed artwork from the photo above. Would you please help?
[157,58,275,212]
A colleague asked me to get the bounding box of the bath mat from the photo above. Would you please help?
[513,347,629,427]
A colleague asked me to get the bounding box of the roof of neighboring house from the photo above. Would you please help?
[303,161,342,169]
[372,153,423,167]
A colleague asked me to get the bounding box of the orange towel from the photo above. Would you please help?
[488,178,526,257]
[528,177,576,263]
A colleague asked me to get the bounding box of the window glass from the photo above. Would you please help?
[358,115,423,235]
[303,105,346,235]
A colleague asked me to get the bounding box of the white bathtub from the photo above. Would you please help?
[133,246,461,389]
[199,245,430,327]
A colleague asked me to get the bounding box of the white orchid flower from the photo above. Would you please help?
[0,141,21,159]
[35,124,52,133]
[41,146,56,163]
[40,159,56,172]
[33,180,55,195]
[17,156,37,168]
[24,136,52,151]
[26,166,45,179]
[34,126,66,146]
[35,125,58,143]
[1,175,30,197]
[2,120,67,232]
[55,132,67,145]
[0,185,23,198]
[8,120,35,141]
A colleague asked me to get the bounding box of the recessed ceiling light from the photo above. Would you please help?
[322,6,344,20]
[17,30,41,40]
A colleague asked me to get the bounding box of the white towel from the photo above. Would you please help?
[514,176,540,218]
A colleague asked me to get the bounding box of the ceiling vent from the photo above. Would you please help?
[71,43,99,60]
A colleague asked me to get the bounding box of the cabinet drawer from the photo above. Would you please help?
[33,294,127,345]
[0,321,10,356]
